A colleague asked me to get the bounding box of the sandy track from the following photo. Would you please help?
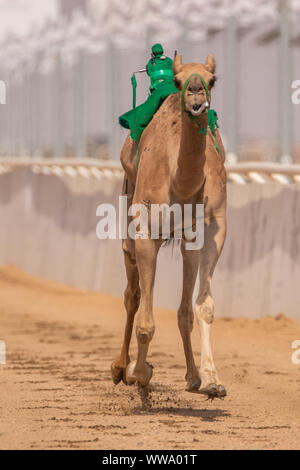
[0,265,299,450]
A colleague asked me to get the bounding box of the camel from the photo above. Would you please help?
[111,54,227,399]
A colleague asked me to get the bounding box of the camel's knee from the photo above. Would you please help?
[136,322,155,344]
[195,295,214,324]
[177,308,194,333]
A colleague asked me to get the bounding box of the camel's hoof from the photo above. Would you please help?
[186,380,201,392]
[125,361,153,387]
[125,361,138,386]
[111,362,126,385]
[198,383,227,401]
[199,383,219,400]
[185,372,201,392]
[217,384,227,398]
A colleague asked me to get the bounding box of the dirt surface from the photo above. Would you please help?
[0,265,299,450]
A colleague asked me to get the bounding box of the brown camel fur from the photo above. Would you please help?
[112,54,227,399]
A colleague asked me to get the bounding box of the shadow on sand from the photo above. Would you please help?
[134,385,231,422]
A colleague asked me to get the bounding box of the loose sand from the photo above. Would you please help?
[0,265,299,450]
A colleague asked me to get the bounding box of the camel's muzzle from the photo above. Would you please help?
[181,73,210,118]
[189,100,209,116]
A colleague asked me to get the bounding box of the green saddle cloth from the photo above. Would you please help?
[119,78,178,142]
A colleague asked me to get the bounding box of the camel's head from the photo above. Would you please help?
[173,54,216,117]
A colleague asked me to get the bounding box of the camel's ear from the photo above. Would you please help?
[173,54,183,75]
[205,54,216,74]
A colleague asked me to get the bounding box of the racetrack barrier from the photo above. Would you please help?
[0,158,299,321]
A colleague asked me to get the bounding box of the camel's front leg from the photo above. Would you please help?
[111,238,140,384]
[111,179,140,385]
[195,214,227,399]
[178,240,201,391]
[126,238,161,387]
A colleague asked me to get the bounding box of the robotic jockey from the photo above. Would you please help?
[119,43,178,185]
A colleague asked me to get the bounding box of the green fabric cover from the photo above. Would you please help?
[119,79,178,142]
[147,55,174,92]
[119,51,177,142]
[208,109,218,135]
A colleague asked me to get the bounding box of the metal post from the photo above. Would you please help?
[75,49,86,159]
[0,69,4,156]
[26,70,33,156]
[10,74,18,157]
[7,73,13,156]
[225,15,238,163]
[279,0,292,163]
[2,72,10,156]
[146,26,153,52]
[54,53,64,158]
[33,57,41,157]
[108,43,119,160]
[19,72,26,157]
[181,21,188,62]
[14,78,21,157]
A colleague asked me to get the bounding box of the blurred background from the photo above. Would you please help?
[0,0,300,163]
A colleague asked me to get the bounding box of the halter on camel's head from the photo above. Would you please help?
[173,54,217,119]
[173,54,220,152]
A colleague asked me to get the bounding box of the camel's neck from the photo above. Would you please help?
[173,110,207,200]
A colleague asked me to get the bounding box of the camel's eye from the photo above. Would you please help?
[173,77,181,89]
[209,76,217,88]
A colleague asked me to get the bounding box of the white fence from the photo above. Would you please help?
[0,158,299,321]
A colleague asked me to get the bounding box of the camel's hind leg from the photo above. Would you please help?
[126,238,162,387]
[195,210,227,399]
[178,240,201,391]
[111,180,140,385]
